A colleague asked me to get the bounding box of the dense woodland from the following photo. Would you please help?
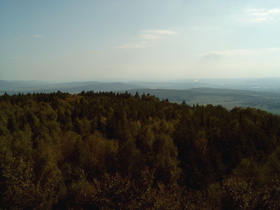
[0,91,280,209]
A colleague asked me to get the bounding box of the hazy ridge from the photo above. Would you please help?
[1,78,280,115]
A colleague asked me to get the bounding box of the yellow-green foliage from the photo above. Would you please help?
[0,91,280,209]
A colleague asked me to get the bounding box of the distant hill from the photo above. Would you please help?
[126,88,280,115]
[1,78,280,115]
[0,80,143,94]
[1,78,280,94]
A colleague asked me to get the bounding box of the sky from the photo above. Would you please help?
[0,0,280,82]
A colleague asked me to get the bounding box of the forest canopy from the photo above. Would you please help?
[1,91,280,209]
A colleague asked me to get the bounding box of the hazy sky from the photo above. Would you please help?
[1,0,280,82]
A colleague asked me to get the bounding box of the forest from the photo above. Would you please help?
[0,91,280,209]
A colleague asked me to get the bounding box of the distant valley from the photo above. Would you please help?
[126,88,280,115]
[1,78,280,115]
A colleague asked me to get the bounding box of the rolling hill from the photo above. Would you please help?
[1,78,280,115]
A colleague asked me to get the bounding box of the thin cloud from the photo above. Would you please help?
[117,29,178,49]
[140,29,178,40]
[268,8,280,15]
[33,34,43,39]
[265,47,280,51]
[65,51,105,57]
[200,49,251,59]
[200,48,280,60]
[140,34,161,40]
[242,8,280,23]
[141,30,179,35]
[200,51,226,59]
[117,41,155,49]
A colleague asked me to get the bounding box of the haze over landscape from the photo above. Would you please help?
[2,1,280,209]
[1,0,280,82]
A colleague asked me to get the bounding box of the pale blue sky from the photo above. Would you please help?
[1,0,280,82]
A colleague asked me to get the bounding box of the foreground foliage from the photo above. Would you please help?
[0,91,280,209]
